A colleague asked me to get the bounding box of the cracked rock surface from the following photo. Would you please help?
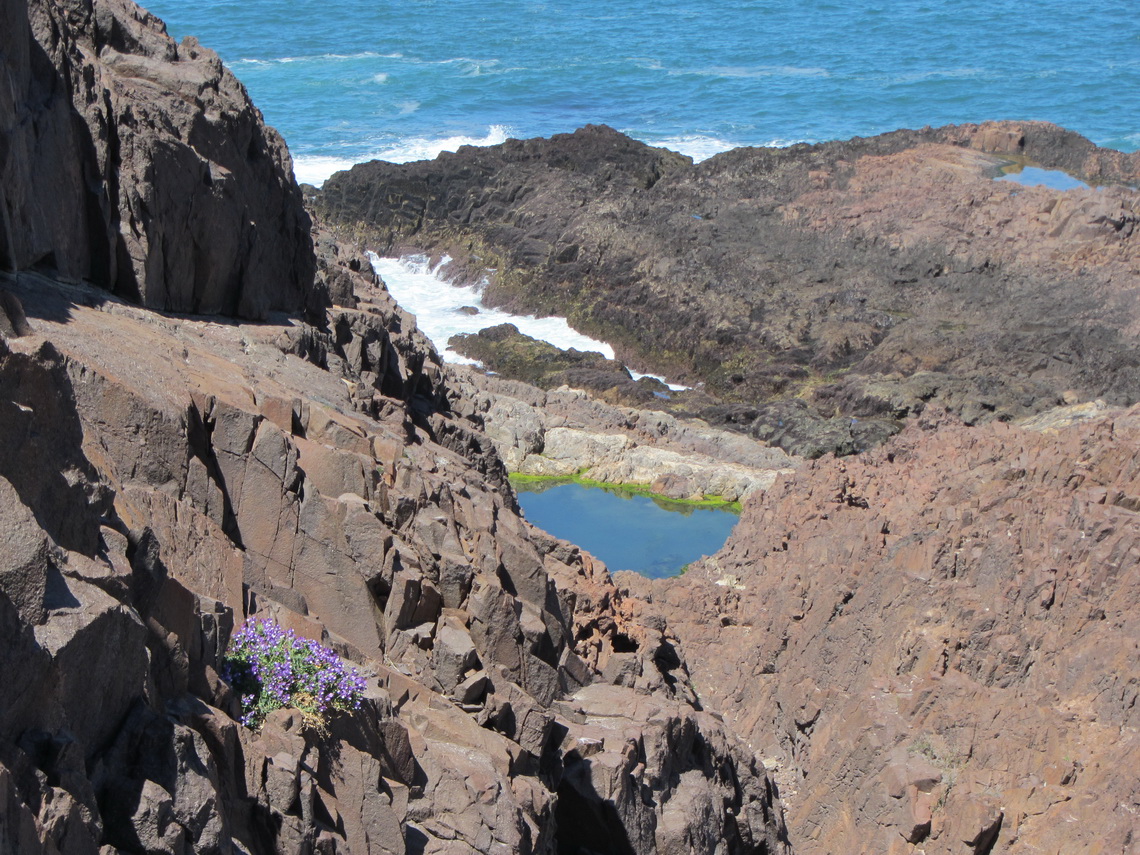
[619,405,1140,854]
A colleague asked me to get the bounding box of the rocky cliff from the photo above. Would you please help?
[1,0,318,318]
[0,250,786,855]
[314,122,1140,457]
[620,406,1140,853]
[0,0,790,853]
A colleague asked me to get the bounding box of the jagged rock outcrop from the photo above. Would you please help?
[619,407,1140,853]
[0,240,788,853]
[0,0,790,849]
[1,0,317,318]
[314,122,1140,456]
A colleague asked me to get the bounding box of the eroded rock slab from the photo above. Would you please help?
[449,367,799,502]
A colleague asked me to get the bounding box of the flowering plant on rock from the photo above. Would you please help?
[222,617,366,732]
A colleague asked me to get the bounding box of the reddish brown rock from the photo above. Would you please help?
[622,407,1140,853]
[0,240,787,853]
[0,0,788,850]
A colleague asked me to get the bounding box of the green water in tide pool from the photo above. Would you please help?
[513,480,740,579]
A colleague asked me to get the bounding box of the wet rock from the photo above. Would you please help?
[450,323,634,393]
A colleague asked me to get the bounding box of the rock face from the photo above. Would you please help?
[0,0,790,851]
[619,408,1140,853]
[315,122,1140,456]
[1,0,317,318]
[0,241,788,853]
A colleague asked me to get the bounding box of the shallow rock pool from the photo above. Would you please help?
[996,165,1090,191]
[514,480,740,579]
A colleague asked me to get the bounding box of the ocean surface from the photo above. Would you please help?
[146,0,1139,187]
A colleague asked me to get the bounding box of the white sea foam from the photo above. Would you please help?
[673,65,830,80]
[234,51,388,66]
[705,65,830,79]
[636,134,812,162]
[292,155,359,186]
[642,134,737,162]
[375,124,515,163]
[628,371,689,392]
[291,125,517,187]
[367,254,616,363]
[369,254,692,389]
[887,67,986,84]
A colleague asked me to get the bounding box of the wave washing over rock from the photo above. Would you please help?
[0,0,790,853]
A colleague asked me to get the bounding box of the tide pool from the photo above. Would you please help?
[513,479,739,579]
[996,165,1091,191]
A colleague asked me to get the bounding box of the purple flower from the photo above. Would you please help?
[222,617,366,731]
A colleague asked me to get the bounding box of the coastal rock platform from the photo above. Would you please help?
[316,122,1140,457]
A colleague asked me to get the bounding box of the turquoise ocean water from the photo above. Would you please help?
[146,0,1139,185]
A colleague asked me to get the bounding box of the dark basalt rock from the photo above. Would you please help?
[451,322,727,412]
[1,0,319,319]
[450,322,629,387]
[315,120,1140,455]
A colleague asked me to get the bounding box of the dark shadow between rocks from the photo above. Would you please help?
[555,750,638,855]
[0,340,109,556]
[405,824,429,855]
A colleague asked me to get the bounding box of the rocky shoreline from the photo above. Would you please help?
[3,0,1140,852]
[315,122,1140,458]
[2,1,790,852]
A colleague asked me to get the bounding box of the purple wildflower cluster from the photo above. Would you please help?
[221,617,366,731]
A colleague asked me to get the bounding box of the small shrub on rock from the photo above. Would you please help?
[222,617,365,732]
